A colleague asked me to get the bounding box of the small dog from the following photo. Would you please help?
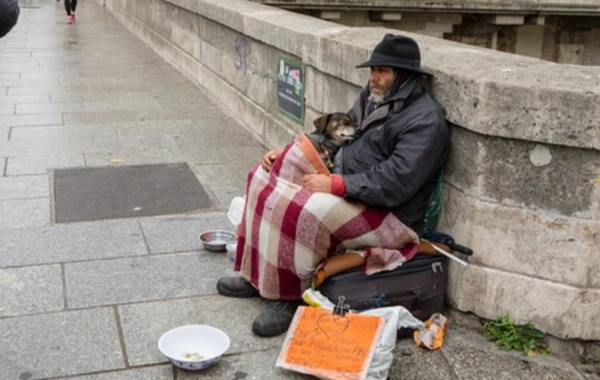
[308,113,358,171]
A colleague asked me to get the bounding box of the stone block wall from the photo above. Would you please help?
[96,0,600,340]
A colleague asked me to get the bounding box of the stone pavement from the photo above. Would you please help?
[0,1,596,379]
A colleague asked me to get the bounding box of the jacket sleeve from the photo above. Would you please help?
[342,108,449,209]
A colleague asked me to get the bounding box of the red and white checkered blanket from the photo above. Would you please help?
[234,133,419,300]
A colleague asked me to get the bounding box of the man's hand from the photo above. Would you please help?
[261,149,283,172]
[303,174,332,193]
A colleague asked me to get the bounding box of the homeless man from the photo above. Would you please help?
[217,34,450,337]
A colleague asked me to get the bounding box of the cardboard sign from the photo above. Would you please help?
[276,306,384,380]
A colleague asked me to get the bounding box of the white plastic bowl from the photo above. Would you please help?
[158,325,230,371]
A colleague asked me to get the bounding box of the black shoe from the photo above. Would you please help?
[252,300,301,337]
[216,276,260,298]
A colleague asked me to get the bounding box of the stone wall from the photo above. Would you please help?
[96,0,600,340]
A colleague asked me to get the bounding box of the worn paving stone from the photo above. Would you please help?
[140,213,234,254]
[117,295,282,366]
[0,103,14,115]
[16,102,85,115]
[83,98,164,113]
[6,153,85,175]
[0,137,94,156]
[0,94,51,104]
[441,325,584,380]
[65,250,233,309]
[113,120,182,137]
[0,308,124,380]
[0,174,49,200]
[390,336,459,379]
[10,123,118,141]
[0,113,63,127]
[55,365,174,380]
[185,145,267,165]
[177,348,313,379]
[0,198,49,229]
[206,185,247,210]
[6,85,91,96]
[0,221,147,267]
[0,265,64,317]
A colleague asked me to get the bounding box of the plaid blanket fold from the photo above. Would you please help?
[235,133,419,300]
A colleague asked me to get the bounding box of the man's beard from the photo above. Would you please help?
[368,90,388,105]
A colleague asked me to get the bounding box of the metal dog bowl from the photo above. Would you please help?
[199,230,236,252]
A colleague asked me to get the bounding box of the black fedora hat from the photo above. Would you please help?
[356,34,431,75]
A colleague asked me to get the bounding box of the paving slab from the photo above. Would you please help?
[65,250,235,308]
[0,308,124,380]
[0,264,64,317]
[10,123,118,141]
[139,213,234,254]
[0,198,49,229]
[6,153,86,175]
[0,174,49,200]
[441,325,584,380]
[0,103,14,115]
[0,221,148,267]
[117,295,282,366]
[0,137,94,156]
[176,348,312,379]
[112,120,182,137]
[0,112,63,127]
[6,85,91,96]
[0,94,51,104]
[16,102,85,115]
[55,365,174,380]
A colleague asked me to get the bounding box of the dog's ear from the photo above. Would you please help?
[313,113,330,133]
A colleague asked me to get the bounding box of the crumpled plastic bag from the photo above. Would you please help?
[302,289,425,380]
[227,196,245,226]
[413,312,448,350]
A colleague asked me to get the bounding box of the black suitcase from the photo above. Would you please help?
[318,254,447,322]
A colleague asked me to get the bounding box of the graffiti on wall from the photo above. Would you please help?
[235,36,251,71]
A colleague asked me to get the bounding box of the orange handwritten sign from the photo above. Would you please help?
[276,306,384,380]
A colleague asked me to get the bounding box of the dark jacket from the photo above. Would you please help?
[340,76,449,236]
[0,0,20,38]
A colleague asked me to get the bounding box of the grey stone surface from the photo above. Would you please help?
[0,2,595,379]
[0,265,64,317]
[117,296,282,366]
[0,198,49,229]
[0,308,124,379]
[176,348,313,379]
[65,251,233,308]
[6,154,86,175]
[0,221,148,267]
[442,326,584,380]
[446,126,600,218]
[140,213,234,254]
[56,366,174,380]
[0,175,49,200]
[10,123,118,141]
[0,137,94,156]
[0,112,63,127]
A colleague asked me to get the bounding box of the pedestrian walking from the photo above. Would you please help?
[65,0,77,24]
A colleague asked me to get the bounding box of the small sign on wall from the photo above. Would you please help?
[277,56,305,125]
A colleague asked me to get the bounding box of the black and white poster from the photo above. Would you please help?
[277,56,305,124]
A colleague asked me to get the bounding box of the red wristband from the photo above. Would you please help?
[330,174,347,196]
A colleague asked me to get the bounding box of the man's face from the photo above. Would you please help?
[368,66,395,104]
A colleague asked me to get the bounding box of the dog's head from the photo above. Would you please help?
[312,113,357,146]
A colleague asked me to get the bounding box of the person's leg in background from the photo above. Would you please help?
[71,0,77,21]
[64,0,77,24]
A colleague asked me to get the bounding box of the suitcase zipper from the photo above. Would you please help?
[324,256,446,284]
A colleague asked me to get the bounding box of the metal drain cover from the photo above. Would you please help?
[53,163,214,223]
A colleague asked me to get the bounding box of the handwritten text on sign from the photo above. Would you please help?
[277,307,384,380]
